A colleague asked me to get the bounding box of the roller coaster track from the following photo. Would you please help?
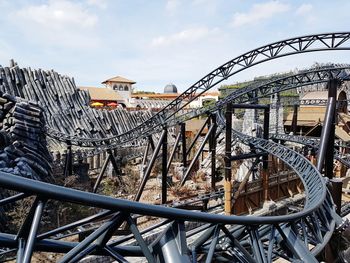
[0,134,338,262]
[272,134,350,168]
[1,32,349,262]
[174,64,350,122]
[55,64,350,159]
[46,32,350,147]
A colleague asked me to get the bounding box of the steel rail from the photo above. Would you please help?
[215,110,337,259]
[45,64,350,161]
[0,167,324,224]
[173,65,350,123]
[0,123,337,262]
[0,33,346,261]
[272,133,350,168]
[44,32,350,147]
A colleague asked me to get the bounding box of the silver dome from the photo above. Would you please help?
[164,83,178,94]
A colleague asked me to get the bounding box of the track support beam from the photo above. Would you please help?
[181,123,187,169]
[64,141,73,177]
[225,103,233,215]
[135,129,166,201]
[317,79,340,178]
[162,127,168,204]
[210,115,217,191]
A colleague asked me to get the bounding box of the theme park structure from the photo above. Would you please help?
[0,32,350,262]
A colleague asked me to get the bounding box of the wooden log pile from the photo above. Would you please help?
[0,92,52,182]
[0,61,153,147]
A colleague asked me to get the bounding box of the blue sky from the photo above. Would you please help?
[0,0,349,92]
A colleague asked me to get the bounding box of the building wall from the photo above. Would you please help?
[106,82,132,100]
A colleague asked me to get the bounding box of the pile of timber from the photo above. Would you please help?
[0,93,52,181]
[0,92,53,231]
[0,61,153,147]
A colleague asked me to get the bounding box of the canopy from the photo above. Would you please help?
[107,102,118,106]
[91,102,104,107]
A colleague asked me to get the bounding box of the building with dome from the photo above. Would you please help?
[164,83,178,94]
[132,82,219,109]
[80,78,218,110]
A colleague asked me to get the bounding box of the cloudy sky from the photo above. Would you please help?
[0,0,349,92]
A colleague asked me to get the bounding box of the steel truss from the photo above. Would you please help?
[174,64,350,124]
[46,64,350,163]
[1,32,349,262]
[0,107,340,262]
[46,33,350,147]
[272,133,350,168]
[0,126,338,262]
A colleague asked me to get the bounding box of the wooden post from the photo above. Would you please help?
[225,103,233,214]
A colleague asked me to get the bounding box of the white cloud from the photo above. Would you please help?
[231,1,290,28]
[0,40,14,63]
[295,3,316,25]
[296,3,313,16]
[166,0,180,14]
[151,27,218,47]
[87,0,107,9]
[12,0,99,48]
[15,0,97,29]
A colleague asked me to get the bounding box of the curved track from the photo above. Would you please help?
[1,32,350,262]
[46,32,350,147]
[272,134,350,168]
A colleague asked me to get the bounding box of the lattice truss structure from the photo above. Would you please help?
[0,32,350,263]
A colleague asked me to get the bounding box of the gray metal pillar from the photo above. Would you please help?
[317,79,340,178]
[330,178,342,215]
[210,115,217,191]
[64,142,73,177]
[180,125,214,186]
[262,105,270,202]
[225,103,233,214]
[167,132,181,173]
[92,154,110,193]
[181,123,187,168]
[186,117,209,156]
[161,127,168,204]
[291,104,298,135]
[135,130,166,201]
[142,140,151,173]
[263,105,270,170]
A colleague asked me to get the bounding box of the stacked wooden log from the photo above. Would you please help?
[0,93,52,182]
[0,62,153,146]
[0,92,52,231]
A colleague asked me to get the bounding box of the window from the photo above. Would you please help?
[113,84,118,90]
[124,85,128,91]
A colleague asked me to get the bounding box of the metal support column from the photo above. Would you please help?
[317,79,340,178]
[186,117,209,156]
[263,105,270,202]
[64,141,73,177]
[161,127,168,204]
[135,129,166,201]
[92,149,122,193]
[291,104,298,135]
[167,132,181,174]
[22,200,45,263]
[225,103,233,215]
[149,135,155,152]
[325,80,339,179]
[141,140,151,174]
[93,154,110,193]
[180,125,214,186]
[210,115,217,191]
[181,123,187,168]
[109,149,121,180]
[330,178,342,215]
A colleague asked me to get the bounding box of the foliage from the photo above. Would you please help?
[133,91,156,94]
